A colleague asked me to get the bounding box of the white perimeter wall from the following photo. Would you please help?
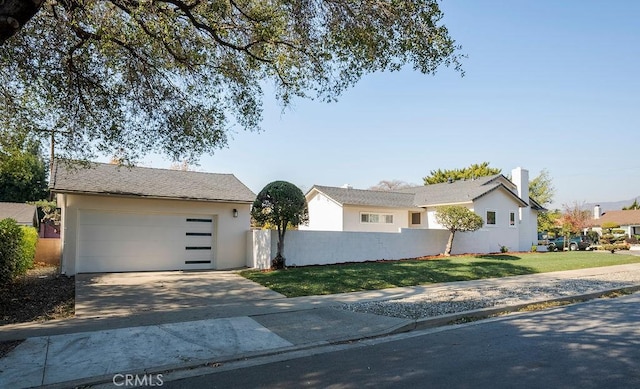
[247,228,505,269]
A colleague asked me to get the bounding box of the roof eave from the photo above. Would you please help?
[306,187,344,206]
[51,189,254,204]
[418,201,473,208]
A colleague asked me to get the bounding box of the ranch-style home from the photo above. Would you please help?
[299,167,544,252]
[50,161,255,275]
[588,206,640,237]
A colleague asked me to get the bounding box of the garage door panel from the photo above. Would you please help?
[77,210,215,273]
[80,225,186,243]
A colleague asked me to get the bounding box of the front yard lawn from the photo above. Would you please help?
[240,251,640,297]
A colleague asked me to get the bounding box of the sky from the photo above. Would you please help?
[140,1,640,210]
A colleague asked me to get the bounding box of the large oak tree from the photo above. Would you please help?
[1,0,463,163]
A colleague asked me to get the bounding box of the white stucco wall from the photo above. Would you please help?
[263,228,450,268]
[247,229,271,269]
[343,206,410,232]
[299,192,343,231]
[248,226,524,270]
[57,193,251,274]
[473,190,522,253]
[424,203,474,230]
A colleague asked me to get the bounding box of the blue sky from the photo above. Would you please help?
[143,1,640,209]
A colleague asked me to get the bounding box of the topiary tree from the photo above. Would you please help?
[601,221,620,234]
[251,181,308,269]
[435,205,484,256]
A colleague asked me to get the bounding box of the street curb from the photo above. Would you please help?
[40,285,640,388]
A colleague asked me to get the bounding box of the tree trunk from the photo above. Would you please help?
[0,0,44,44]
[272,224,286,269]
[444,230,456,256]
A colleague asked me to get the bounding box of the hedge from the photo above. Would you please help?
[18,225,38,274]
[0,218,38,285]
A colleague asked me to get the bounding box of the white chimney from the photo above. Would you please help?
[512,167,533,252]
[594,205,601,219]
[511,167,529,206]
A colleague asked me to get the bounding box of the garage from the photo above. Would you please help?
[51,161,256,275]
[77,211,215,273]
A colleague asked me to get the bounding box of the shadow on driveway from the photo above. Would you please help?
[75,271,286,318]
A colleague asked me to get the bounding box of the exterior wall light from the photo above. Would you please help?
[233,209,238,218]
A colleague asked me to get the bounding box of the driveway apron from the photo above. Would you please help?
[75,271,286,318]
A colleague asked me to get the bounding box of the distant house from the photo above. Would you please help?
[50,161,256,275]
[300,167,544,252]
[0,202,39,228]
[588,206,640,237]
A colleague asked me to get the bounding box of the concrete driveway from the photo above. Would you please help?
[75,270,286,318]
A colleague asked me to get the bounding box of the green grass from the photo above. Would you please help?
[239,251,640,297]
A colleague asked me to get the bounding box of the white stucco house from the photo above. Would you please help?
[50,161,255,275]
[300,167,544,252]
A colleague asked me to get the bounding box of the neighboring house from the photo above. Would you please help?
[588,206,640,237]
[50,161,255,275]
[300,167,544,252]
[0,202,39,227]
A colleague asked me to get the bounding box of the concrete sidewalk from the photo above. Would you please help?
[1,263,640,388]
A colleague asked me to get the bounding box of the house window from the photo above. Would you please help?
[361,213,394,224]
[486,210,496,225]
[411,212,421,225]
[509,211,516,227]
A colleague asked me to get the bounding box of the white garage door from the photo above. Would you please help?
[77,210,215,273]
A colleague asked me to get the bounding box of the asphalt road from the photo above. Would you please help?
[162,293,640,389]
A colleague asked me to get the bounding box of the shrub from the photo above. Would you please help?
[586,230,599,244]
[626,236,639,245]
[0,218,23,284]
[612,229,626,235]
[600,243,630,253]
[600,233,626,244]
[17,226,38,275]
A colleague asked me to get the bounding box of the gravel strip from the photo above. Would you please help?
[335,271,640,320]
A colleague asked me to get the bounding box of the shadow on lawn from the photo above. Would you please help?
[473,254,523,261]
[384,259,536,286]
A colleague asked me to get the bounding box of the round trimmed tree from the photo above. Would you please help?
[435,205,484,256]
[251,181,308,269]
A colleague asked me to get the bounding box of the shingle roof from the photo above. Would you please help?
[589,209,640,227]
[50,161,256,203]
[0,202,38,226]
[309,174,529,209]
[400,175,528,207]
[310,185,418,208]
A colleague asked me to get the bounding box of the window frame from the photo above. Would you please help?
[410,212,421,226]
[486,210,497,226]
[360,212,394,224]
[509,211,517,227]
